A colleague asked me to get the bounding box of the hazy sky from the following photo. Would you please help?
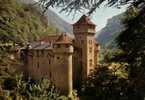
[35,0,127,31]
[51,7,126,31]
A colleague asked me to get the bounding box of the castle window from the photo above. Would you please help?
[57,56,60,60]
[49,60,51,64]
[77,26,79,29]
[41,50,44,56]
[81,40,84,44]
[89,47,92,53]
[37,62,39,68]
[56,44,60,48]
[50,72,52,79]
[36,51,40,57]
[65,44,69,48]
[90,69,94,73]
[89,59,93,66]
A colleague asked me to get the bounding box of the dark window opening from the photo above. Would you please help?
[36,51,40,57]
[89,59,93,66]
[65,44,69,48]
[77,26,79,29]
[57,57,60,59]
[57,44,60,48]
[81,40,84,43]
[49,60,51,64]
[41,50,44,56]
[37,62,39,68]
[50,72,52,79]
[89,47,92,53]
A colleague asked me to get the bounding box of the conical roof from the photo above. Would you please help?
[55,34,72,44]
[73,15,96,26]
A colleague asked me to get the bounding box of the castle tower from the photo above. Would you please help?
[52,34,73,96]
[73,15,96,81]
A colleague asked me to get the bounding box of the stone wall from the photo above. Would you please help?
[26,49,53,80]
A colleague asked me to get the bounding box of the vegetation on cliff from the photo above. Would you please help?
[0,0,59,45]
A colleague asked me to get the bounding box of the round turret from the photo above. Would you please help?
[52,33,73,96]
[53,34,73,54]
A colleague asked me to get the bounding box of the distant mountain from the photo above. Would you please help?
[18,0,73,35]
[97,13,125,48]
[45,9,73,34]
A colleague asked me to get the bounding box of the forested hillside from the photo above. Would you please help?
[0,0,59,45]
[19,0,73,35]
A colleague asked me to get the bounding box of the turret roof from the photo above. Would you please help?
[73,15,96,26]
[55,33,72,44]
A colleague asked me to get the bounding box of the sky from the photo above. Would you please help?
[51,7,127,31]
[35,0,127,31]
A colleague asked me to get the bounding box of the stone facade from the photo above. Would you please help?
[22,15,100,96]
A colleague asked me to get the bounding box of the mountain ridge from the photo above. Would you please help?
[96,13,125,47]
[18,0,73,35]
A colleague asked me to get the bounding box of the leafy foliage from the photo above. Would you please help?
[0,48,20,82]
[80,62,145,100]
[0,74,70,100]
[0,0,59,45]
[39,0,144,15]
[115,6,145,80]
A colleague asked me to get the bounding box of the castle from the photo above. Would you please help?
[23,15,100,96]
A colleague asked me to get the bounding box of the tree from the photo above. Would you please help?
[39,0,145,14]
[0,74,67,100]
[80,64,135,100]
[0,0,59,45]
[111,6,145,98]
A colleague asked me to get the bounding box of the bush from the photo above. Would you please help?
[1,74,72,100]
